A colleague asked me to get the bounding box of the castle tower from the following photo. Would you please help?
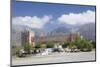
[21,30,35,47]
[29,31,35,47]
[68,32,81,42]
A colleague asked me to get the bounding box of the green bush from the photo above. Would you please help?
[35,43,46,49]
[68,38,93,52]
[68,42,77,49]
[41,44,46,48]
[78,39,93,51]
[91,41,96,48]
[35,44,41,49]
[46,42,54,48]
[23,42,33,53]
[62,42,70,48]
[11,46,23,56]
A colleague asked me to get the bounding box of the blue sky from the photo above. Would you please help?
[12,0,96,29]
[12,0,95,17]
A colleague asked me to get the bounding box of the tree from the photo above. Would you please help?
[71,38,93,52]
[40,44,46,48]
[35,43,46,49]
[23,42,33,53]
[68,42,77,52]
[46,42,54,48]
[35,44,41,49]
[91,41,96,48]
[62,41,70,48]
[74,38,82,49]
[12,46,23,56]
[79,39,93,51]
[85,41,93,51]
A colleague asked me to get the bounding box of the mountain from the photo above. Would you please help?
[11,22,96,47]
[78,23,96,41]
[51,26,71,33]
[50,23,96,41]
[42,22,73,32]
[31,28,46,37]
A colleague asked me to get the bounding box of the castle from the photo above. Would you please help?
[21,30,82,47]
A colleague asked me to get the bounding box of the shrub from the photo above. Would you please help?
[79,39,93,51]
[91,41,96,48]
[41,44,46,48]
[23,42,33,53]
[35,43,46,49]
[35,44,41,49]
[68,39,93,52]
[62,42,70,48]
[46,42,54,48]
[12,46,23,56]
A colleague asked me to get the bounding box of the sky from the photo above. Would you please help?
[12,0,96,29]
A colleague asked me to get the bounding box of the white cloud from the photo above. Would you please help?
[58,10,95,25]
[12,15,52,28]
[12,10,95,29]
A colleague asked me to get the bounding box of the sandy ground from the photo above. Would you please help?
[12,51,96,66]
